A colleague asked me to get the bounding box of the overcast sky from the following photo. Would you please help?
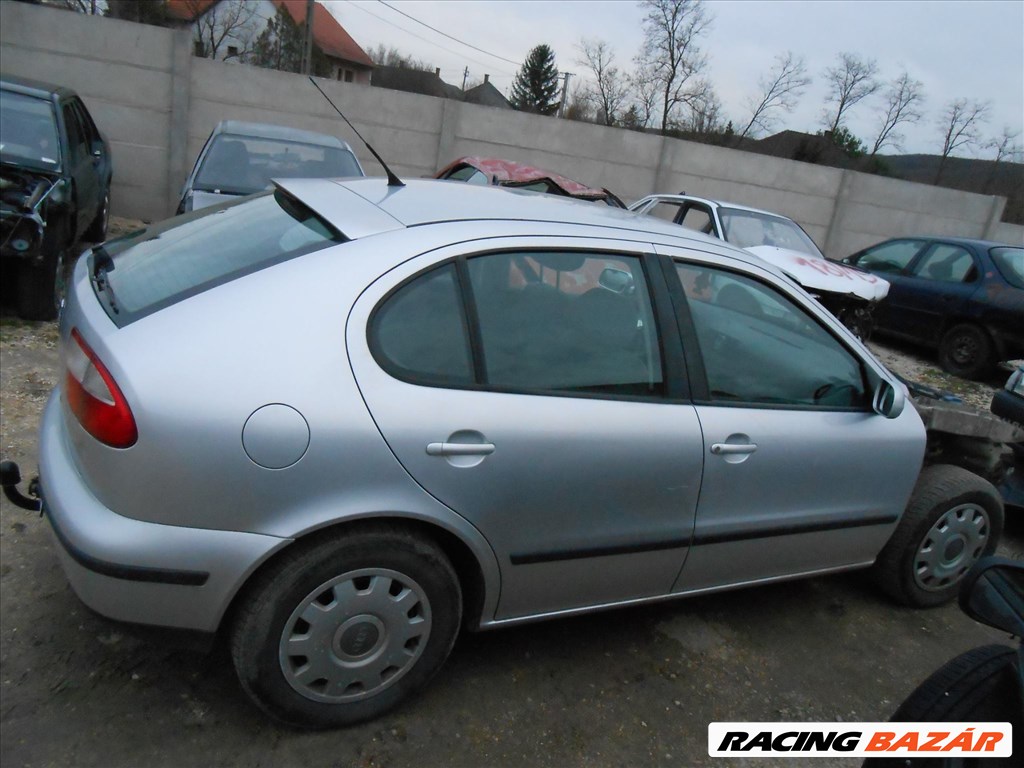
[326,0,1024,157]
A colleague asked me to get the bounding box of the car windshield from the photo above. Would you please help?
[0,89,61,170]
[96,190,344,325]
[193,134,362,195]
[719,208,823,257]
[990,247,1024,289]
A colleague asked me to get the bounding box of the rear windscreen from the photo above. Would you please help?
[94,190,344,325]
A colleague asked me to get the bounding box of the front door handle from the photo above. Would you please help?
[710,443,757,455]
[426,442,496,457]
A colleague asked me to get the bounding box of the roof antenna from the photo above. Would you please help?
[308,76,404,187]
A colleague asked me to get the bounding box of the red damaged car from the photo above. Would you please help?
[436,156,625,207]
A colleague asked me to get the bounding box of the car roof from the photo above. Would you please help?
[638,193,791,221]
[0,73,74,101]
[279,177,771,264]
[437,156,611,199]
[211,120,355,151]
[874,235,1021,250]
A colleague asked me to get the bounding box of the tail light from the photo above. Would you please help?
[64,328,137,448]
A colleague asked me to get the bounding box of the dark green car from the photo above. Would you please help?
[1,74,112,320]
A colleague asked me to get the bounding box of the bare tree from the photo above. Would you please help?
[736,51,810,140]
[367,44,434,71]
[869,72,925,155]
[187,0,258,60]
[637,0,714,131]
[986,126,1023,164]
[935,98,991,182]
[628,58,660,129]
[54,0,102,13]
[576,39,630,126]
[822,52,880,135]
[678,84,722,134]
[564,82,595,123]
[983,126,1023,192]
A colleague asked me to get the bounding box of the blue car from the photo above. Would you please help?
[844,237,1024,379]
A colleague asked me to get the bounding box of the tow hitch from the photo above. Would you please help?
[0,461,42,513]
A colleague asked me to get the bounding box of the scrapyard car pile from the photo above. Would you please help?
[3,174,1006,729]
[629,193,890,339]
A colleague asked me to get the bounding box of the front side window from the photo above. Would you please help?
[910,244,976,283]
[675,262,867,408]
[444,165,489,185]
[855,239,925,273]
[468,252,663,395]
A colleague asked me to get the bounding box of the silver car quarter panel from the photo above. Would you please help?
[347,237,706,620]
[38,393,287,631]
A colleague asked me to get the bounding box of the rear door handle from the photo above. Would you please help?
[710,443,757,455]
[426,442,496,457]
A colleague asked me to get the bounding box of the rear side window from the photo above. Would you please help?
[370,250,665,399]
[371,265,473,386]
[97,191,343,324]
[991,247,1024,289]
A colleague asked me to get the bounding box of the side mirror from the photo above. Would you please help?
[599,267,635,295]
[872,379,905,419]
[959,557,1024,637]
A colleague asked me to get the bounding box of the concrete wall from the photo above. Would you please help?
[4,3,1022,251]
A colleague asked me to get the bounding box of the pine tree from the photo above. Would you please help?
[510,44,560,115]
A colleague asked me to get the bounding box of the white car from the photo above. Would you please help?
[629,194,889,339]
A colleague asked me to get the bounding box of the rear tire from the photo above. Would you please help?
[938,323,994,380]
[873,464,1003,607]
[230,526,462,729]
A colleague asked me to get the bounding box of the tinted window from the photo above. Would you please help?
[0,89,60,169]
[99,190,343,324]
[445,166,489,185]
[62,103,87,162]
[855,240,924,273]
[195,134,363,194]
[676,262,867,408]
[910,245,976,283]
[468,252,663,396]
[991,247,1024,289]
[372,265,473,386]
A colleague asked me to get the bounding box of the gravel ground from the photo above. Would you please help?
[1,223,1021,768]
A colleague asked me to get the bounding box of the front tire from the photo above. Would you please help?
[230,526,462,729]
[873,464,1003,607]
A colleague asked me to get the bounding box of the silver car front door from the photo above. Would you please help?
[659,248,926,593]
[348,237,704,621]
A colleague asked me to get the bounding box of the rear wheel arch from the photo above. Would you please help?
[221,515,490,637]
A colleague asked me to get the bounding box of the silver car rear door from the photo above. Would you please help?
[347,236,705,622]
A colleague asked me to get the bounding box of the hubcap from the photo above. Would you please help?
[279,568,431,703]
[951,334,977,365]
[913,503,989,591]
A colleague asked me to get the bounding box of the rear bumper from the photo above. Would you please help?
[38,391,289,632]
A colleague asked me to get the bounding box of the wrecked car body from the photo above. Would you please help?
[1,75,111,320]
[629,193,888,339]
